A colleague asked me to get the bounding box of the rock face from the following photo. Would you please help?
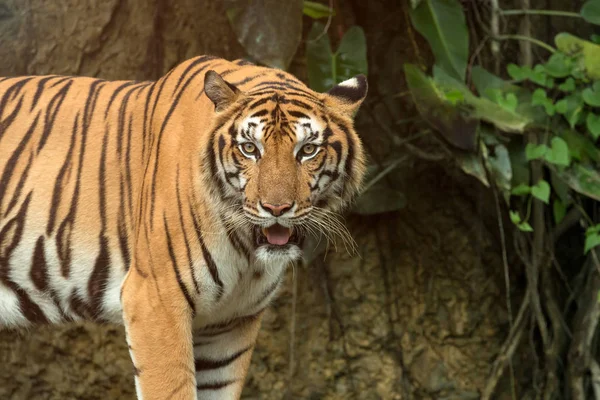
[0,0,510,398]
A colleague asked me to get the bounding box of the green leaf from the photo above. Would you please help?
[582,85,600,107]
[555,99,568,114]
[592,34,600,44]
[560,93,585,128]
[544,137,571,167]
[307,22,367,92]
[455,142,489,187]
[555,33,600,80]
[526,143,549,160]
[227,0,303,70]
[585,232,600,253]
[553,199,567,224]
[511,184,531,196]
[518,221,534,232]
[586,112,600,139]
[409,0,468,81]
[507,64,530,81]
[489,90,518,112]
[558,77,576,92]
[508,140,531,188]
[560,129,600,162]
[531,88,555,115]
[544,52,572,78]
[486,143,513,196]
[509,210,522,224]
[531,180,551,204]
[433,65,531,133]
[553,164,600,201]
[530,65,551,87]
[582,1,600,25]
[551,169,571,203]
[404,64,479,151]
[510,210,534,231]
[444,88,464,105]
[303,1,335,19]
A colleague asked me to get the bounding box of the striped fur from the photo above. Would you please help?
[0,56,367,399]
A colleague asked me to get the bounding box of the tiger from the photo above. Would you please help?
[0,55,367,399]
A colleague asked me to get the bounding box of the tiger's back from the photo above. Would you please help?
[0,55,368,399]
[0,75,153,325]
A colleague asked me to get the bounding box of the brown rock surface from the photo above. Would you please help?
[0,0,510,398]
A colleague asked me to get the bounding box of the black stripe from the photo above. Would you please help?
[88,235,110,319]
[196,380,237,391]
[5,152,33,216]
[56,80,104,276]
[48,77,74,88]
[206,125,227,199]
[124,103,135,217]
[231,73,263,87]
[190,209,224,301]
[252,275,282,308]
[290,99,312,109]
[150,64,212,226]
[247,97,269,110]
[30,236,48,291]
[0,96,25,142]
[0,112,39,212]
[287,110,309,119]
[0,193,49,324]
[234,59,254,66]
[37,80,73,152]
[250,109,268,118]
[117,197,131,269]
[104,81,139,118]
[195,346,251,371]
[30,76,59,111]
[173,55,217,95]
[175,167,200,293]
[47,113,79,234]
[164,214,196,315]
[330,115,354,179]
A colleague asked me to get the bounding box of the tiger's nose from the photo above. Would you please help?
[260,202,294,216]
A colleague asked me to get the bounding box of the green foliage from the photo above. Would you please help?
[302,1,335,19]
[409,0,469,81]
[586,224,600,253]
[306,22,368,92]
[581,0,600,25]
[406,0,600,256]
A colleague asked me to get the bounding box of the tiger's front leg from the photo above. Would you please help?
[121,262,197,400]
[193,311,265,399]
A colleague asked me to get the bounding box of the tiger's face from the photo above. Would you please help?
[204,70,367,263]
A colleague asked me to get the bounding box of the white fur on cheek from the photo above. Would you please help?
[239,117,265,155]
[293,117,325,157]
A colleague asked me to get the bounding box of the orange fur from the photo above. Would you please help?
[0,56,367,399]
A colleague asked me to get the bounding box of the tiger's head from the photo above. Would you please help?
[204,70,367,263]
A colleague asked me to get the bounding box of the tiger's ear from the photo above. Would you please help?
[325,75,368,117]
[204,70,241,112]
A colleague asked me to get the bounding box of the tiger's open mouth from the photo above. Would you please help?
[254,224,302,247]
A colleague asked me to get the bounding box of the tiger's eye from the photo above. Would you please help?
[301,144,317,156]
[242,143,257,155]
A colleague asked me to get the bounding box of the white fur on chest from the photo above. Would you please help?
[192,235,287,330]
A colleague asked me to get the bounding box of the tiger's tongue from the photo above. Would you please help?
[264,225,291,245]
